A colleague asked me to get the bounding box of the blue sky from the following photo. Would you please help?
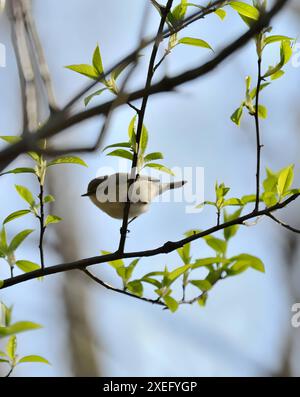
[0,0,300,376]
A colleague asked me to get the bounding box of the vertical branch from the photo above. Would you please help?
[118,0,174,253]
[38,178,45,269]
[254,57,262,211]
[217,208,221,226]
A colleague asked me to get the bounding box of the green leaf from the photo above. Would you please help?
[18,355,50,365]
[0,227,8,251]
[84,88,107,106]
[163,296,178,313]
[125,259,140,282]
[47,156,87,167]
[198,293,208,307]
[250,82,270,100]
[271,70,285,80]
[15,185,35,207]
[0,321,42,338]
[264,35,293,46]
[190,279,212,292]
[128,115,137,151]
[196,200,216,208]
[263,168,279,193]
[141,276,161,288]
[177,243,191,265]
[229,1,260,20]
[262,191,278,207]
[106,149,133,161]
[127,280,143,297]
[65,64,98,80]
[116,266,126,280]
[9,229,34,252]
[178,37,213,51]
[144,163,175,176]
[0,136,22,144]
[264,41,293,78]
[144,152,164,163]
[214,8,226,20]
[172,0,187,20]
[192,257,229,269]
[166,11,178,29]
[140,125,149,155]
[27,151,41,162]
[227,261,249,276]
[168,265,190,283]
[101,251,124,269]
[224,208,243,240]
[16,260,40,273]
[231,106,244,126]
[92,44,104,75]
[45,215,62,226]
[6,336,17,360]
[3,210,31,225]
[241,194,256,204]
[257,104,268,119]
[231,253,265,273]
[203,236,227,254]
[44,195,55,204]
[103,142,131,151]
[0,168,35,177]
[1,303,12,327]
[215,182,230,200]
[223,198,243,206]
[277,165,294,197]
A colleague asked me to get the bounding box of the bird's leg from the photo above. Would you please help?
[119,217,138,236]
[128,216,138,226]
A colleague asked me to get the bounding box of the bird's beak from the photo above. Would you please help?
[81,193,89,197]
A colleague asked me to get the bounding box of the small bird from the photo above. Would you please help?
[82,172,186,220]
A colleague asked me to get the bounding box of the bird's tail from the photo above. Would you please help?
[160,180,187,194]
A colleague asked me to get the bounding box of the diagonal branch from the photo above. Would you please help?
[83,269,165,307]
[267,213,300,234]
[0,0,289,173]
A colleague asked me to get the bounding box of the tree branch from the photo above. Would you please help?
[1,192,299,291]
[0,0,289,172]
[37,179,46,269]
[83,269,165,307]
[267,213,300,234]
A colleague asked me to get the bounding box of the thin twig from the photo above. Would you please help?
[83,269,165,307]
[153,50,170,73]
[5,367,14,377]
[254,57,263,211]
[267,213,300,234]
